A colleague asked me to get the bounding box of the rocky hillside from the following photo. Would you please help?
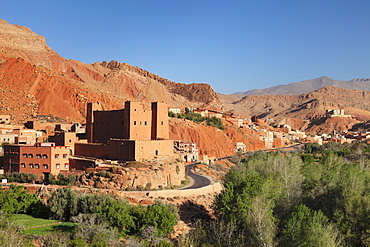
[225,86,370,119]
[169,118,279,158]
[0,19,220,123]
[221,86,370,134]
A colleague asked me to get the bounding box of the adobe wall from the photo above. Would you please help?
[151,102,169,140]
[125,101,152,140]
[134,140,173,161]
[93,110,125,143]
[107,140,136,160]
[76,139,173,161]
[146,181,223,198]
[75,143,110,159]
[69,158,95,170]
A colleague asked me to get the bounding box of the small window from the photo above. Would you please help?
[43,164,49,169]
[161,121,164,125]
[21,163,26,168]
[155,150,159,155]
[134,121,136,125]
[29,163,34,169]
[63,154,67,158]
[55,154,59,159]
[56,164,60,169]
[144,121,147,125]
[69,139,72,143]
[35,164,40,169]
[64,163,69,169]
[23,153,27,158]
[7,138,9,141]
[36,154,41,159]
[42,154,48,159]
[28,154,33,158]
[140,121,142,125]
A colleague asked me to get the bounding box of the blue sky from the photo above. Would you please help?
[1,0,369,93]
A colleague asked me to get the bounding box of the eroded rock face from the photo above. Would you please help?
[169,118,266,158]
[79,161,185,190]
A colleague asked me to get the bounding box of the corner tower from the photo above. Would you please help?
[86,102,102,143]
[151,102,169,140]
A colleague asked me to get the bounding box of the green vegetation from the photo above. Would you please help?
[2,142,370,246]
[180,142,370,246]
[12,214,60,228]
[169,109,224,130]
[12,214,75,236]
[0,184,44,215]
[0,172,78,186]
[0,185,178,246]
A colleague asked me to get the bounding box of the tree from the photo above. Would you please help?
[0,184,41,214]
[49,186,79,221]
[70,213,119,247]
[280,204,342,247]
[141,201,178,236]
[213,168,261,227]
[333,164,370,245]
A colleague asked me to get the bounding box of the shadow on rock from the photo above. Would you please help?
[179,200,212,223]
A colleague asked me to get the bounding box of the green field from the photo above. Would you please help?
[12,214,75,236]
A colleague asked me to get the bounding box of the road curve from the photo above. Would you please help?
[179,143,304,190]
[180,162,212,190]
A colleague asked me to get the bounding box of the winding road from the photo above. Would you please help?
[180,143,304,190]
[180,162,212,190]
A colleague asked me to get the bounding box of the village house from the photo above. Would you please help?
[174,140,199,162]
[326,109,351,118]
[168,107,181,114]
[49,131,79,155]
[0,115,11,124]
[234,142,246,152]
[193,109,223,119]
[3,142,70,179]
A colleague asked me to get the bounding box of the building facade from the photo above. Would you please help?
[174,140,199,162]
[77,101,173,162]
[3,143,70,179]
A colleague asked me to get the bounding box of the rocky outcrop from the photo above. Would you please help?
[79,160,185,190]
[99,60,220,105]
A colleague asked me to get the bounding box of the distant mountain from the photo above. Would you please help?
[220,86,370,134]
[229,76,370,97]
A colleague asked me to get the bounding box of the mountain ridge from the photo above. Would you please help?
[0,19,220,123]
[226,76,370,98]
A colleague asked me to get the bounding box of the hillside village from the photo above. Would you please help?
[1,98,369,189]
[1,17,370,246]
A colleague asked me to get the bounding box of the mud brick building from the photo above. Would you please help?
[76,101,173,161]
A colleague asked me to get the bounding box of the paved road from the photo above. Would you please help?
[181,143,304,190]
[180,162,212,190]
